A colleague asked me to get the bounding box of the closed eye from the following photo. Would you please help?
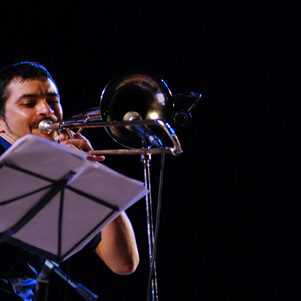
[17,93,60,107]
[47,98,59,105]
[22,100,37,107]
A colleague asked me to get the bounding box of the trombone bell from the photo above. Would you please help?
[100,74,173,149]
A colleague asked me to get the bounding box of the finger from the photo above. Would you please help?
[59,132,70,142]
[72,133,93,151]
[88,155,106,162]
[60,139,92,151]
[59,141,80,151]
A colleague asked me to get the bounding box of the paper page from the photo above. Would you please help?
[0,134,147,261]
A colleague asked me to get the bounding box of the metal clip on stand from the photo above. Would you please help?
[38,260,99,301]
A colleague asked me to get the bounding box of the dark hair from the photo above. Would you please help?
[0,61,57,117]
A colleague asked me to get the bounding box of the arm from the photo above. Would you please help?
[60,132,139,274]
[95,212,139,275]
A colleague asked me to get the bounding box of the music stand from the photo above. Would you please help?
[0,135,147,262]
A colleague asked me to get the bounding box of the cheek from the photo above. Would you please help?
[55,104,63,121]
[5,109,31,131]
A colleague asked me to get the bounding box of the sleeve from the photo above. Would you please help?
[0,144,6,155]
[85,232,102,251]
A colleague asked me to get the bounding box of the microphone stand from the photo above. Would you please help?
[37,260,98,301]
[139,93,201,301]
[141,153,158,301]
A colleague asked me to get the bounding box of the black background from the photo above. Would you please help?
[1,1,300,300]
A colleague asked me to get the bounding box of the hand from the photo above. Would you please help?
[59,131,105,162]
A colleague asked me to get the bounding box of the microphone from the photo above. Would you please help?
[123,111,163,148]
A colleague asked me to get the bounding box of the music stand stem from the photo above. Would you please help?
[141,154,158,301]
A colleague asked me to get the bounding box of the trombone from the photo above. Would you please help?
[39,74,201,156]
[39,117,182,156]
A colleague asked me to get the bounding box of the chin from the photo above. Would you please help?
[32,129,59,142]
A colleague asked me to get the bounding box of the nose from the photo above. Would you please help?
[37,99,54,116]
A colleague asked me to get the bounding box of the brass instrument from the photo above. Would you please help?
[39,74,201,156]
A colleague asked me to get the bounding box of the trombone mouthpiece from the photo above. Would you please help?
[39,119,56,135]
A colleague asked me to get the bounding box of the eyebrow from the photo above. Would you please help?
[16,92,60,102]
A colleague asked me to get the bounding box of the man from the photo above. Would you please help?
[0,61,139,300]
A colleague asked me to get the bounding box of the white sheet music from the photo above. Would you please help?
[0,135,147,261]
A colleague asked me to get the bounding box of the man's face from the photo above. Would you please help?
[0,77,63,144]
